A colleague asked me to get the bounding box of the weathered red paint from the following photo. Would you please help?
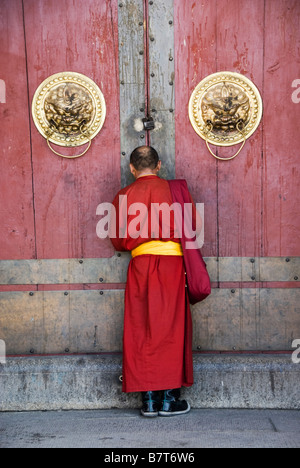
[0,0,36,260]
[0,0,121,260]
[263,0,300,257]
[175,0,300,259]
[174,0,219,258]
[25,0,121,260]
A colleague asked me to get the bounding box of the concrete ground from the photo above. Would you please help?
[0,408,299,448]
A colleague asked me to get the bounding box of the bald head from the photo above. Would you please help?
[130,146,159,171]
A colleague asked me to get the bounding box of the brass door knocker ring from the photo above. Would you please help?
[32,72,106,159]
[204,120,246,161]
[46,124,92,159]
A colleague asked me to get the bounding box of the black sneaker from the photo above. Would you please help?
[141,391,161,418]
[159,389,191,417]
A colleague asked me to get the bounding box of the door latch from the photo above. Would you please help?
[142,116,155,131]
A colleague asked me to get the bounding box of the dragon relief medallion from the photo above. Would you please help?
[189,72,263,148]
[44,83,94,137]
[201,82,250,133]
[32,72,106,152]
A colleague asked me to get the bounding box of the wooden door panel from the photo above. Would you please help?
[174,0,218,257]
[23,0,120,259]
[0,0,36,260]
[174,0,300,259]
[215,0,264,258]
[174,0,264,258]
[263,0,300,256]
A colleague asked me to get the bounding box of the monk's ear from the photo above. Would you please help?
[156,161,162,171]
[130,164,137,177]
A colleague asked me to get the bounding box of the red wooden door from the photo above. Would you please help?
[0,0,123,354]
[0,0,299,355]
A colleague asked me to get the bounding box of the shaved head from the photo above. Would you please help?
[130,146,159,171]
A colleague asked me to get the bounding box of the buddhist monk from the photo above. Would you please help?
[110,146,194,417]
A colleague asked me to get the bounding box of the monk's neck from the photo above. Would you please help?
[136,171,158,179]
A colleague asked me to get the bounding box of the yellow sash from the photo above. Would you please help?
[131,240,183,258]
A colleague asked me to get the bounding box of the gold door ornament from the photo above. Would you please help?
[189,72,263,161]
[32,72,106,159]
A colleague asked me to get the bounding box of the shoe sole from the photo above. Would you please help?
[141,410,159,418]
[159,403,191,417]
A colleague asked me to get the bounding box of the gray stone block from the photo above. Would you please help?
[0,354,298,411]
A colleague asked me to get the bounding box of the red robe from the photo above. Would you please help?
[110,175,194,393]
